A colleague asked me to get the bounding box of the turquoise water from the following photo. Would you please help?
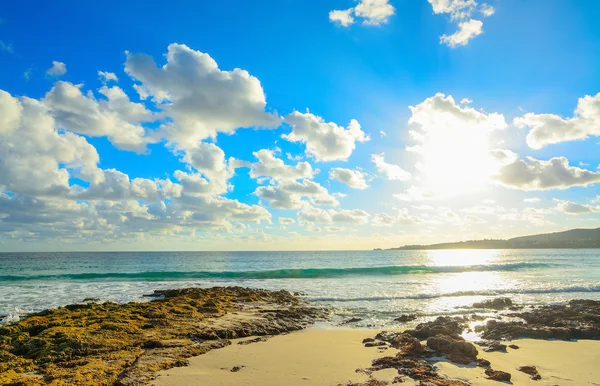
[1,249,599,325]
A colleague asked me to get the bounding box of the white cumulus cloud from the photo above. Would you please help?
[329,168,369,189]
[329,0,395,27]
[283,111,369,162]
[515,92,600,149]
[46,61,67,76]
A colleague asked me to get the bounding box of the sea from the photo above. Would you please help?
[1,249,599,326]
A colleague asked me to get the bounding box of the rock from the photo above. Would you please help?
[0,286,329,386]
[518,365,541,380]
[476,358,491,367]
[365,341,388,347]
[483,341,507,353]
[398,336,423,356]
[342,317,363,324]
[472,298,513,310]
[395,314,417,323]
[230,366,244,372]
[405,317,466,340]
[238,335,272,345]
[481,300,600,341]
[427,335,478,365]
[508,344,519,349]
[484,368,511,382]
[363,337,376,344]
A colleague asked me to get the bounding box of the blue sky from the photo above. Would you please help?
[1,0,600,251]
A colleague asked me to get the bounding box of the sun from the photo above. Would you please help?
[407,94,507,198]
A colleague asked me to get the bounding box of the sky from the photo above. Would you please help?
[1,0,600,251]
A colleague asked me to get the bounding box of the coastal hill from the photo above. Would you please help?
[386,227,600,250]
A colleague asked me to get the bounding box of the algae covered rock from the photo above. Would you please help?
[0,286,328,385]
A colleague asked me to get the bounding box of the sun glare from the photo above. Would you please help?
[408,94,507,198]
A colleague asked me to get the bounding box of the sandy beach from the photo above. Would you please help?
[152,328,600,386]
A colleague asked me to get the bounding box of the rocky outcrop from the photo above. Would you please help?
[350,330,473,385]
[394,314,417,323]
[0,287,329,386]
[427,335,478,365]
[479,341,507,353]
[472,298,513,310]
[481,299,600,341]
[405,316,466,340]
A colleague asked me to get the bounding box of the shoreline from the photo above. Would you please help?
[1,287,600,385]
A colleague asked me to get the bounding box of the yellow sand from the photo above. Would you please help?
[437,339,600,385]
[152,329,600,386]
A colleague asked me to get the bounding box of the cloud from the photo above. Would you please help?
[0,40,13,53]
[298,205,369,225]
[255,180,339,209]
[440,19,483,47]
[43,81,154,152]
[180,142,233,195]
[283,111,369,162]
[515,92,600,149]
[553,199,600,215]
[480,3,495,17]
[428,0,493,47]
[329,0,395,27]
[243,149,315,182]
[125,43,279,150]
[23,68,32,81]
[380,130,387,137]
[98,71,119,83]
[498,207,553,226]
[0,91,102,197]
[394,186,437,202]
[493,151,600,190]
[77,169,175,202]
[371,153,411,181]
[46,61,67,76]
[372,210,419,226]
[553,200,596,215]
[278,217,296,225]
[523,197,540,203]
[329,168,369,189]
[329,9,354,27]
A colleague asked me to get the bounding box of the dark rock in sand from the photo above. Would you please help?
[427,335,478,365]
[485,368,512,382]
[508,344,519,349]
[230,365,244,372]
[472,298,513,310]
[238,335,272,345]
[476,358,491,367]
[395,314,417,323]
[405,316,466,340]
[482,341,507,353]
[365,341,388,347]
[518,365,541,380]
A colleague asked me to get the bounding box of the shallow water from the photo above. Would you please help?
[1,249,599,325]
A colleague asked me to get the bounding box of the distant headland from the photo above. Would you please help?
[381,227,600,250]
